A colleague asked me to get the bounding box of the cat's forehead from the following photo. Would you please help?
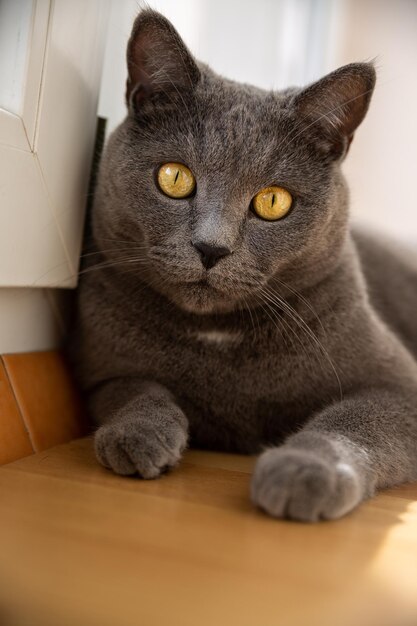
[197,75,291,137]
[186,77,296,175]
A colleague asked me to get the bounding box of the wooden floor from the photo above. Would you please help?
[0,439,417,626]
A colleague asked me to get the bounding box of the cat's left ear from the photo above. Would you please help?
[126,9,200,109]
[292,63,376,159]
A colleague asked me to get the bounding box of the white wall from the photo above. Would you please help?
[99,0,417,245]
[332,0,417,245]
[99,0,335,133]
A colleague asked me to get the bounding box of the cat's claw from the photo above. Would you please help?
[251,447,362,522]
[94,420,187,479]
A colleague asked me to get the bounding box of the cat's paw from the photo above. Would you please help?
[251,447,362,522]
[94,418,187,479]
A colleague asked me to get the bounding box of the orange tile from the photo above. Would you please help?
[0,358,34,464]
[3,352,87,453]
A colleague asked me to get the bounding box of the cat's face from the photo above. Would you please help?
[95,10,375,314]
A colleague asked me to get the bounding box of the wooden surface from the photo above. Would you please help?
[0,438,416,626]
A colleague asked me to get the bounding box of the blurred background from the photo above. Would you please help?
[99,0,417,245]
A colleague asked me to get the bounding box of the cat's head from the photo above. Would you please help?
[95,9,375,314]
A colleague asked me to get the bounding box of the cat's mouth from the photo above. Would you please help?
[171,276,235,314]
[189,278,209,287]
[187,276,227,295]
[180,276,216,290]
[157,268,257,314]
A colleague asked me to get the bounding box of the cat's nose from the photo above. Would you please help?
[192,241,231,270]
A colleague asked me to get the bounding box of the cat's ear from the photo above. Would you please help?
[292,63,376,159]
[126,9,200,108]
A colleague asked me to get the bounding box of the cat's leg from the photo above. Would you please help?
[91,378,188,478]
[251,388,417,521]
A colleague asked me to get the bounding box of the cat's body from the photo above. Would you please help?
[355,231,417,355]
[71,10,417,521]
[74,231,417,454]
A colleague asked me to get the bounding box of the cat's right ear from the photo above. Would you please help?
[126,10,200,109]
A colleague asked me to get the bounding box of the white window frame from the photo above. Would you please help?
[0,0,109,288]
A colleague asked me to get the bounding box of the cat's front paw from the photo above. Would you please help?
[94,418,187,479]
[251,448,362,522]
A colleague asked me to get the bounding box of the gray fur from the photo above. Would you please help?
[70,10,417,521]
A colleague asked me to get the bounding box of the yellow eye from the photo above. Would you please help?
[252,186,292,221]
[157,162,196,198]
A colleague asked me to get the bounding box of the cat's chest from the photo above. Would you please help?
[99,294,335,450]
[135,309,302,403]
[149,317,317,450]
[188,328,244,348]
[103,290,334,412]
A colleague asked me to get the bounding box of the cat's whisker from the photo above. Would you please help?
[126,271,173,305]
[270,276,326,334]
[79,247,149,259]
[258,290,312,361]
[259,292,328,384]
[241,294,258,343]
[80,256,148,273]
[94,237,148,246]
[261,285,343,400]
[255,293,296,358]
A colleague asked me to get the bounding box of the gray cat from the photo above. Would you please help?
[71,9,417,521]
